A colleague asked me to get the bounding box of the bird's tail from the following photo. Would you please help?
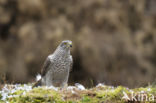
[32,79,42,88]
[32,74,42,88]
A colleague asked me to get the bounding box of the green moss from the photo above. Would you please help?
[0,93,2,99]
[81,96,91,102]
[95,86,128,103]
[1,85,156,103]
[8,87,64,103]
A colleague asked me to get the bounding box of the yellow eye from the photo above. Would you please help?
[64,42,67,45]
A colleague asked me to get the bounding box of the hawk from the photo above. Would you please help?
[33,40,73,87]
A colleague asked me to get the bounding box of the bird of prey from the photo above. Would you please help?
[33,40,73,87]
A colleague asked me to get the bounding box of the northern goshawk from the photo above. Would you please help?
[33,40,73,87]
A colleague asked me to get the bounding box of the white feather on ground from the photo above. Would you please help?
[75,83,85,90]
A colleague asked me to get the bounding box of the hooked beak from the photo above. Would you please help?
[68,42,72,48]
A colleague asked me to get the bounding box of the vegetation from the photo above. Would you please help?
[0,84,155,103]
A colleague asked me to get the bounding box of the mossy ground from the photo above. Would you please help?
[0,84,156,103]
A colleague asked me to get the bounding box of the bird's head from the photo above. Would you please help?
[59,40,72,50]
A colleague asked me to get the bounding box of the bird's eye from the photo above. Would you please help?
[64,42,67,45]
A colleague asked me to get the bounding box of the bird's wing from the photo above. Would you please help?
[41,56,52,76]
[70,55,73,71]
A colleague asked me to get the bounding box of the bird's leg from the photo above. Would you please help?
[59,83,68,91]
[45,74,53,86]
[61,78,68,89]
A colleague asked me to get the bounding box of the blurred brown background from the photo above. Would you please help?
[0,0,156,88]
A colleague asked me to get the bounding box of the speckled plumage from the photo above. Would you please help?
[34,40,73,87]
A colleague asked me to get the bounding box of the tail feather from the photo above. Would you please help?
[36,74,42,81]
[33,79,42,88]
[32,74,42,88]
